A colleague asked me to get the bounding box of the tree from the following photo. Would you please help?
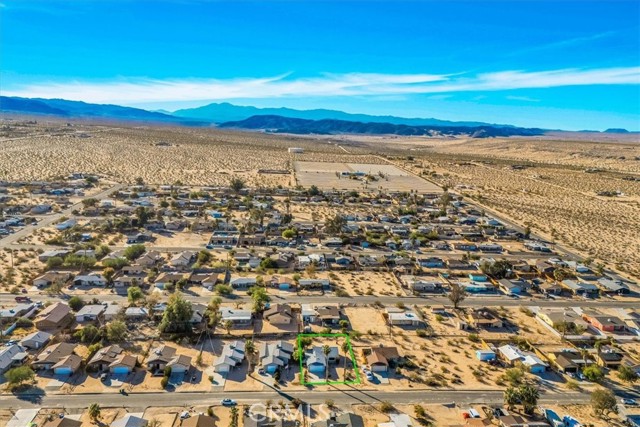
[617,365,638,384]
[323,345,331,381]
[102,257,130,270]
[480,259,512,279]
[215,284,233,296]
[88,403,101,422]
[159,293,193,334]
[591,388,618,418]
[260,258,278,269]
[518,384,540,415]
[103,267,116,284]
[128,286,144,304]
[68,296,85,312]
[583,365,604,382]
[5,366,35,387]
[245,340,256,374]
[46,256,64,269]
[82,198,99,208]
[197,250,212,265]
[250,286,270,313]
[230,177,245,193]
[503,386,520,411]
[222,320,233,334]
[282,229,296,239]
[341,341,350,376]
[448,282,467,309]
[106,320,128,342]
[75,325,101,343]
[123,244,146,261]
[324,214,346,235]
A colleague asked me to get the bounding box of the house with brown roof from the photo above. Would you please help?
[467,308,504,329]
[35,302,72,330]
[43,418,82,427]
[365,346,401,372]
[263,304,295,327]
[87,344,125,371]
[146,344,192,374]
[32,342,81,375]
[182,415,217,427]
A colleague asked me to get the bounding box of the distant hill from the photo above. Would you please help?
[0,96,209,126]
[604,128,631,134]
[219,115,545,138]
[173,102,507,128]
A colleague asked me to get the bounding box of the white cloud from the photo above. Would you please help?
[506,95,540,102]
[3,67,639,105]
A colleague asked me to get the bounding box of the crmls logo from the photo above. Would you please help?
[247,403,335,423]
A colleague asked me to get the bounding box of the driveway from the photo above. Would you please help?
[7,409,39,427]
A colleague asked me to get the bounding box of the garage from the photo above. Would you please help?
[53,366,73,376]
[308,363,325,374]
[370,362,388,373]
[169,364,187,374]
[111,366,130,375]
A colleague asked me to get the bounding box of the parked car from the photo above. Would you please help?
[621,398,637,406]
[221,399,237,406]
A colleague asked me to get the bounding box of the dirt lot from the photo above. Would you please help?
[332,271,402,297]
[344,306,390,335]
[294,161,442,193]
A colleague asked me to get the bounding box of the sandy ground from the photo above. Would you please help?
[331,271,403,297]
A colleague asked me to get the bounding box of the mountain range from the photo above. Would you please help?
[0,96,207,126]
[219,115,545,138]
[172,102,507,127]
[1,96,632,135]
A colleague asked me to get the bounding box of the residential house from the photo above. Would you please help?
[182,415,217,427]
[366,346,400,372]
[311,413,364,427]
[498,344,548,374]
[135,251,164,267]
[386,307,423,327]
[32,342,82,375]
[220,308,253,326]
[401,275,443,293]
[561,279,599,297]
[171,251,195,268]
[0,344,28,374]
[594,346,624,369]
[154,272,186,290]
[298,278,331,290]
[43,418,82,427]
[73,274,107,287]
[229,276,257,289]
[582,312,626,333]
[35,302,72,330]
[259,340,294,374]
[33,271,72,288]
[88,344,125,371]
[468,308,504,329]
[124,307,148,321]
[498,279,526,295]
[38,250,70,263]
[305,346,339,374]
[213,341,245,373]
[146,344,192,374]
[104,303,122,321]
[75,304,106,323]
[111,414,148,427]
[19,331,52,350]
[547,350,589,374]
[263,304,295,328]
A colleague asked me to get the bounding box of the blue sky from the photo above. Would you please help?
[1,0,639,130]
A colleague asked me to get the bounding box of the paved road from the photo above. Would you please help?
[0,388,590,410]
[0,291,636,309]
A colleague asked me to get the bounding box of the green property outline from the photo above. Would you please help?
[297,333,361,386]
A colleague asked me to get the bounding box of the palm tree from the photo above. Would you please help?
[518,384,540,415]
[245,340,256,375]
[503,386,519,411]
[341,341,350,379]
[323,345,332,381]
[88,403,101,423]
